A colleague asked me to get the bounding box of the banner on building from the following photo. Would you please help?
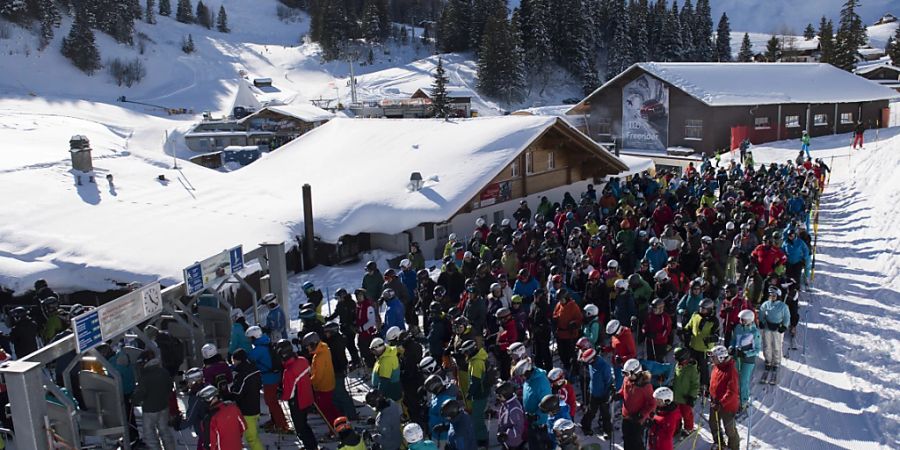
[622,74,669,151]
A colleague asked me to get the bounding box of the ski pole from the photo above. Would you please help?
[747,394,752,450]
[714,407,723,450]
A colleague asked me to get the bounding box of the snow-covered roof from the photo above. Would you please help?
[571,62,900,110]
[854,62,900,76]
[858,47,886,56]
[617,154,656,178]
[241,103,335,123]
[231,79,263,111]
[238,116,627,244]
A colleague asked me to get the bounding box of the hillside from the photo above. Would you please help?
[730,20,899,59]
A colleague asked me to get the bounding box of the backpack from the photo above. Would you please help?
[267,344,284,373]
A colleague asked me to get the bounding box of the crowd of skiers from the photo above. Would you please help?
[0,149,829,450]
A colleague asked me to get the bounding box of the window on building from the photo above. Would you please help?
[785,115,800,128]
[436,223,451,241]
[814,113,828,126]
[511,160,519,177]
[841,112,854,124]
[548,151,556,170]
[754,117,771,129]
[493,210,504,225]
[424,223,435,241]
[526,152,534,174]
[684,119,703,140]
[596,117,612,136]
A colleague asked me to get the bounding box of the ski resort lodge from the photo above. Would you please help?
[247,116,631,263]
[567,62,900,157]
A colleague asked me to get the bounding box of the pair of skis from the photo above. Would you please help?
[759,365,779,385]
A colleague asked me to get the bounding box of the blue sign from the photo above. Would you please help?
[184,263,204,296]
[73,310,102,353]
[229,246,244,273]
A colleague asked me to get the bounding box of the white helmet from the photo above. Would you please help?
[400,258,411,269]
[245,326,263,339]
[512,357,534,377]
[710,345,730,362]
[606,319,621,335]
[490,283,501,292]
[501,218,510,227]
[548,367,566,384]
[584,304,599,319]
[476,217,485,227]
[599,225,608,233]
[649,237,660,245]
[369,337,386,354]
[385,326,402,343]
[230,308,244,320]
[449,233,457,241]
[508,342,528,360]
[654,270,669,282]
[653,387,674,405]
[614,278,628,290]
[545,221,555,230]
[738,309,755,324]
[403,423,425,444]
[201,343,218,360]
[607,259,619,269]
[726,221,735,231]
[702,235,713,244]
[622,358,642,375]
[418,356,438,374]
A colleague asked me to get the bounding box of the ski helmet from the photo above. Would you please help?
[334,417,352,434]
[245,326,263,339]
[440,399,463,420]
[673,347,691,362]
[513,358,534,378]
[495,380,516,401]
[201,343,218,360]
[419,356,439,375]
[653,387,674,405]
[606,319,621,335]
[263,293,278,306]
[548,368,566,386]
[198,385,219,403]
[323,321,340,334]
[553,419,577,445]
[508,342,528,360]
[583,304,599,319]
[301,332,320,348]
[424,374,447,395]
[614,278,628,290]
[495,307,512,320]
[381,288,395,300]
[275,339,295,360]
[539,394,561,414]
[768,286,782,299]
[184,367,203,385]
[651,297,666,309]
[622,358,642,376]
[9,306,28,322]
[400,259,412,269]
[576,336,592,351]
[365,390,385,408]
[385,326,402,344]
[369,337,386,356]
[460,339,478,358]
[699,298,715,313]
[607,259,619,269]
[403,423,425,444]
[738,309,755,324]
[433,285,447,298]
[578,348,598,364]
[710,345,730,362]
[654,270,670,282]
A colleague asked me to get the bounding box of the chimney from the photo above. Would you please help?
[301,184,316,269]
[69,135,93,173]
[409,172,424,191]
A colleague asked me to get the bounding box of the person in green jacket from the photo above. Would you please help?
[537,196,553,219]
[685,299,719,388]
[362,261,384,302]
[671,348,700,437]
[462,340,490,448]
[370,338,402,401]
[628,274,653,325]
[408,242,426,271]
[39,297,65,342]
[801,130,811,158]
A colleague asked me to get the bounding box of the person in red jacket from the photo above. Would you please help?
[643,298,672,362]
[548,368,577,419]
[708,345,741,450]
[652,201,674,237]
[355,289,380,368]
[617,359,656,450]
[198,386,246,450]
[647,387,681,450]
[664,258,689,294]
[768,198,785,225]
[719,283,754,346]
[603,319,637,389]
[750,235,787,277]
[496,307,518,381]
[277,339,319,450]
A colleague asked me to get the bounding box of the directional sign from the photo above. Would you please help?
[183,245,244,296]
[71,282,163,353]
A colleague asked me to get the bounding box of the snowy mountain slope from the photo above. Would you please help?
[731,20,898,58]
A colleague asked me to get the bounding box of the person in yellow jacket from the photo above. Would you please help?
[684,299,719,390]
[370,338,402,401]
[462,340,491,448]
[302,332,340,432]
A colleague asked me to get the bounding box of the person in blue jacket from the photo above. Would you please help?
[730,309,762,411]
[781,229,810,286]
[424,375,456,443]
[758,287,791,383]
[228,309,252,356]
[381,289,406,336]
[515,358,552,425]
[245,326,290,432]
[578,348,614,438]
[399,259,418,302]
[262,294,287,341]
[644,238,669,274]
[539,394,572,448]
[676,278,705,323]
[513,269,540,305]
[786,192,806,220]
[639,358,674,388]
[439,399,476,450]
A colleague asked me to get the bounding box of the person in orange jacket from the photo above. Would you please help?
[616,359,656,450]
[301,332,341,434]
[198,385,246,450]
[552,289,582,374]
[708,345,741,450]
[603,319,636,389]
[277,339,319,450]
[647,387,681,450]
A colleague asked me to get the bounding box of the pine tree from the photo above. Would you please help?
[659,0,683,62]
[477,13,525,104]
[37,0,59,50]
[319,1,350,59]
[438,0,472,52]
[470,0,505,53]
[738,32,753,62]
[647,0,668,59]
[113,1,136,44]
[765,35,780,62]
[363,0,381,42]
[430,57,451,118]
[803,23,815,40]
[693,0,713,60]
[818,16,835,64]
[832,0,867,71]
[216,5,228,32]
[175,0,192,23]
[520,0,553,95]
[61,5,101,74]
[159,0,170,16]
[606,0,632,77]
[629,0,649,63]
[679,0,695,60]
[195,0,211,28]
[145,0,155,23]
[181,33,194,53]
[888,25,900,65]
[714,12,731,62]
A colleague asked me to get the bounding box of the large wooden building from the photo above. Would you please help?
[567,62,900,156]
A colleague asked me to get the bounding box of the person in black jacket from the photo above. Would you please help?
[9,307,40,359]
[326,288,360,368]
[398,330,426,429]
[416,270,437,335]
[529,290,553,371]
[227,349,262,450]
[437,257,465,303]
[323,321,359,420]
